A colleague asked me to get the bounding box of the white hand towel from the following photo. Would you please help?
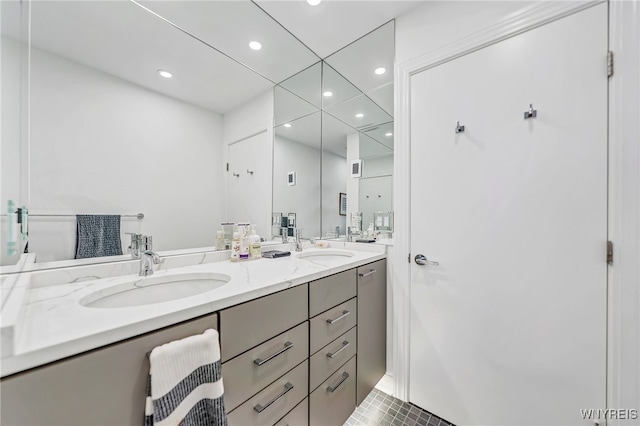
[144,329,227,426]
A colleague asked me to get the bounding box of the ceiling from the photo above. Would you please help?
[255,0,423,59]
[10,1,423,116]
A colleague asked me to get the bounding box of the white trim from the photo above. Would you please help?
[393,0,607,403]
[607,1,640,424]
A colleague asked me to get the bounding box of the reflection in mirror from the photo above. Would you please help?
[321,113,352,237]
[1,0,28,265]
[357,131,393,229]
[14,0,328,264]
[273,112,322,239]
[322,21,395,238]
[136,0,319,84]
[324,20,394,115]
[277,62,322,109]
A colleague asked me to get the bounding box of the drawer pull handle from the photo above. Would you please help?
[253,341,294,366]
[326,341,350,358]
[326,372,350,393]
[254,382,294,413]
[358,269,377,277]
[326,310,350,325]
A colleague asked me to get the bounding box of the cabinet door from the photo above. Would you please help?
[0,313,218,426]
[220,284,308,362]
[309,269,357,317]
[309,356,356,426]
[223,322,309,411]
[357,259,387,405]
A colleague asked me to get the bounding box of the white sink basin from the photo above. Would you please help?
[297,250,355,262]
[80,272,230,308]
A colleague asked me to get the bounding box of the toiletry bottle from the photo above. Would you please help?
[239,223,250,260]
[367,222,374,239]
[231,232,241,262]
[215,230,225,250]
[249,225,261,259]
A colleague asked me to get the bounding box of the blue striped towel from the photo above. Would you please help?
[145,329,227,426]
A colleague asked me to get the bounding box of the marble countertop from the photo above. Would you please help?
[1,242,385,377]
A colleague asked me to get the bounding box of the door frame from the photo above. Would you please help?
[392,0,638,415]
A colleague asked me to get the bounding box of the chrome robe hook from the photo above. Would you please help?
[524,104,537,119]
[455,121,465,133]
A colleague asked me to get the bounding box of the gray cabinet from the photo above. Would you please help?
[0,313,218,426]
[356,259,387,405]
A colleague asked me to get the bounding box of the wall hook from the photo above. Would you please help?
[232,172,240,177]
[524,103,537,119]
[246,169,254,175]
[455,121,465,134]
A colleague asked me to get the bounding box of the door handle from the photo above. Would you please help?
[415,254,439,266]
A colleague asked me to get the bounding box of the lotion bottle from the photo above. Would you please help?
[231,231,241,262]
[249,225,261,259]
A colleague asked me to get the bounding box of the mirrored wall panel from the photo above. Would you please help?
[1,0,29,265]
[273,20,395,240]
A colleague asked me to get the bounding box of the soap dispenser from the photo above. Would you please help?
[249,225,261,259]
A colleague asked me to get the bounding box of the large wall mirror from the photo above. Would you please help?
[1,1,394,267]
[273,21,394,240]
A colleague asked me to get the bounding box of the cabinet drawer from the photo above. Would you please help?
[309,269,357,317]
[274,397,308,426]
[223,322,309,412]
[310,326,357,391]
[220,284,308,361]
[227,360,308,426]
[310,297,357,355]
[0,313,218,426]
[309,356,356,426]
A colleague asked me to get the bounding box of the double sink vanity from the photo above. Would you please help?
[0,242,387,426]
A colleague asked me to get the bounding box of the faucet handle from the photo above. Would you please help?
[126,233,143,258]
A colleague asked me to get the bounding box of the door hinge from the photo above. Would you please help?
[226,162,229,172]
[607,51,614,78]
[408,253,411,263]
[607,241,613,265]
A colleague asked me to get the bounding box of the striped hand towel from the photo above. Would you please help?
[145,329,227,426]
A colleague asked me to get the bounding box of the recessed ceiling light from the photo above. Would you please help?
[374,67,386,75]
[385,132,393,137]
[355,113,364,118]
[323,91,333,97]
[249,41,262,51]
[157,69,173,79]
[284,123,292,128]
[307,0,321,5]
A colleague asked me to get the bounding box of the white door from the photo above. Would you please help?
[227,131,272,234]
[409,5,608,426]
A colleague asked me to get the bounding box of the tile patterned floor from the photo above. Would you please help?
[345,389,454,426]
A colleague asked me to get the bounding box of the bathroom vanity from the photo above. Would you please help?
[0,243,387,426]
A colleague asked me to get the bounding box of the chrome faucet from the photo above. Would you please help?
[138,235,162,276]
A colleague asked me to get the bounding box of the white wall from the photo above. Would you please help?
[273,135,322,238]
[396,1,538,65]
[28,47,224,262]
